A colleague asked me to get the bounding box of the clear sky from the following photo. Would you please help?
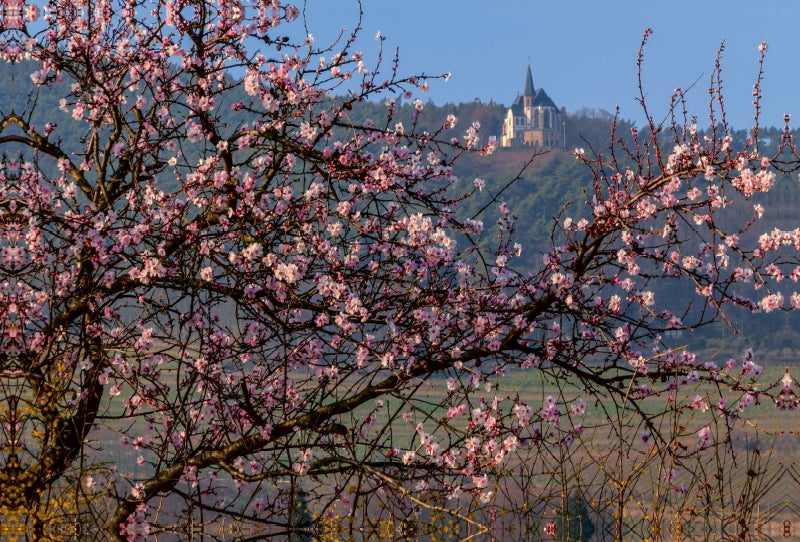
[302,0,800,129]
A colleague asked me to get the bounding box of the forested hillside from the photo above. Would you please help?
[353,97,800,356]
[6,57,799,355]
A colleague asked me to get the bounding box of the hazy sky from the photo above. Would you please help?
[302,1,800,129]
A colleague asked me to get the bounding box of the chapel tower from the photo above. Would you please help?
[500,63,564,149]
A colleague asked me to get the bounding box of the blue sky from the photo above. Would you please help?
[302,1,800,129]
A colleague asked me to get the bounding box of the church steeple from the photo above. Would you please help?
[523,63,535,97]
[501,60,563,149]
[522,63,535,114]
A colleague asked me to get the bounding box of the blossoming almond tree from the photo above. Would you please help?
[0,1,796,540]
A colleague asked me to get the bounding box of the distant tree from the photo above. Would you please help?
[0,4,797,542]
[556,491,595,542]
[289,489,313,542]
[563,107,636,154]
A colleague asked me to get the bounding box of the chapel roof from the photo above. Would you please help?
[533,88,557,109]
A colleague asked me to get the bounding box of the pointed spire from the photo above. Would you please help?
[523,62,535,97]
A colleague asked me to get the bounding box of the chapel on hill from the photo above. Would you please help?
[500,63,564,149]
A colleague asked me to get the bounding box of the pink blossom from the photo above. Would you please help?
[185,122,204,143]
[760,292,784,313]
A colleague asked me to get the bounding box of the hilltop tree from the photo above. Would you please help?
[0,2,796,541]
